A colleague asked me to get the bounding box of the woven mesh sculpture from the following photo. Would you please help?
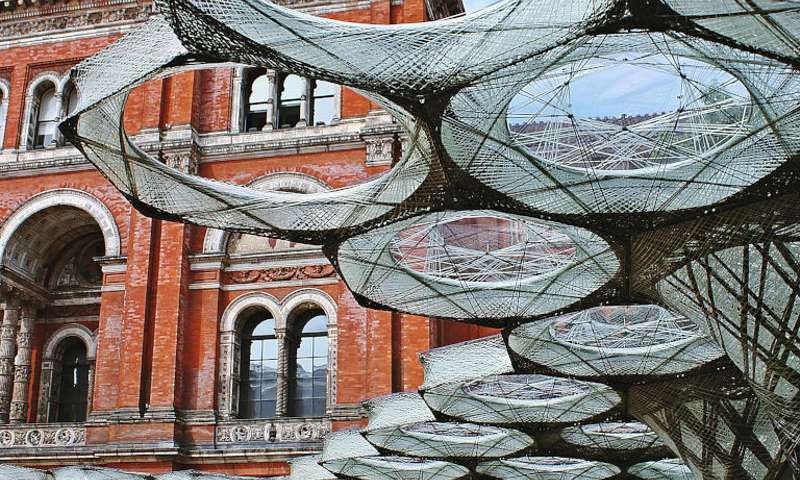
[55,0,800,478]
[0,466,274,480]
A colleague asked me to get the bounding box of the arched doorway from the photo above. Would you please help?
[0,190,118,423]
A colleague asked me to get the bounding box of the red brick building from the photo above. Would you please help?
[0,0,503,476]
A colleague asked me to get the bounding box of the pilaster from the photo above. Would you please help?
[0,296,20,423]
[10,304,35,423]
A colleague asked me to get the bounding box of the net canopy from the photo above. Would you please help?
[55,0,800,478]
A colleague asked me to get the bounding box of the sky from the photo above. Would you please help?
[507,55,748,119]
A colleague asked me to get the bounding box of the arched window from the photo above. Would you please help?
[289,310,328,417]
[53,338,90,423]
[239,314,279,418]
[311,80,336,126]
[244,69,270,132]
[32,84,59,149]
[278,74,304,128]
[58,81,80,146]
[0,80,8,151]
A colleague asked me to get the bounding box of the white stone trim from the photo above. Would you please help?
[219,292,282,333]
[217,291,281,420]
[281,289,339,413]
[280,288,338,327]
[216,288,339,419]
[42,324,96,361]
[37,324,96,423]
[229,66,246,134]
[202,172,331,253]
[0,189,122,263]
[0,79,9,152]
[19,72,62,152]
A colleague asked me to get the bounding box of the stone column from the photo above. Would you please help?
[274,328,296,417]
[297,77,312,127]
[263,70,277,131]
[51,91,63,147]
[86,361,95,417]
[230,67,245,133]
[10,304,35,423]
[0,297,20,423]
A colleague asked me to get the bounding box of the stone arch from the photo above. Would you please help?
[219,291,282,333]
[37,323,96,423]
[20,71,62,151]
[0,189,121,263]
[217,292,281,419]
[42,324,96,361]
[203,172,331,254]
[0,78,10,151]
[280,288,338,328]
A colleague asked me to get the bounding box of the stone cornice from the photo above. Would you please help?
[0,117,400,176]
[0,2,152,48]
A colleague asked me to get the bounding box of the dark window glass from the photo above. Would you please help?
[278,74,303,128]
[245,70,269,132]
[55,339,89,423]
[239,315,278,418]
[290,312,328,417]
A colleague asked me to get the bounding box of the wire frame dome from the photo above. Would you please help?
[628,459,696,480]
[51,0,800,477]
[507,305,725,380]
[0,465,54,480]
[475,456,621,480]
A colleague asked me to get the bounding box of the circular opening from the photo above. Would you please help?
[389,213,577,285]
[549,305,701,352]
[401,422,504,439]
[508,48,752,174]
[463,374,590,401]
[582,422,654,439]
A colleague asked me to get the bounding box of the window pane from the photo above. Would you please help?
[35,87,58,148]
[313,96,335,126]
[297,358,312,377]
[297,337,312,358]
[304,314,327,334]
[66,87,80,116]
[239,314,278,419]
[262,339,278,360]
[249,74,269,108]
[289,312,328,417]
[250,340,262,360]
[281,75,303,102]
[56,340,89,423]
[252,318,275,337]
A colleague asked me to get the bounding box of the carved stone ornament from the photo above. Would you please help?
[225,264,335,284]
[216,419,329,444]
[0,426,85,448]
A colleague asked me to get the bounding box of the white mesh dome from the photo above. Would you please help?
[508,305,724,379]
[423,374,621,425]
[0,465,54,480]
[476,456,621,480]
[627,459,695,480]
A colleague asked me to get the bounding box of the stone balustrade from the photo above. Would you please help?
[0,423,85,448]
[216,417,329,445]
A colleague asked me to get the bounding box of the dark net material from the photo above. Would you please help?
[49,0,800,478]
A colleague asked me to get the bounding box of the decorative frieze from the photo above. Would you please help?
[216,418,329,444]
[0,425,85,448]
[225,265,335,284]
[0,3,152,41]
[363,134,396,166]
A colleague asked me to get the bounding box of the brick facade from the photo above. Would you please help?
[0,0,490,476]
